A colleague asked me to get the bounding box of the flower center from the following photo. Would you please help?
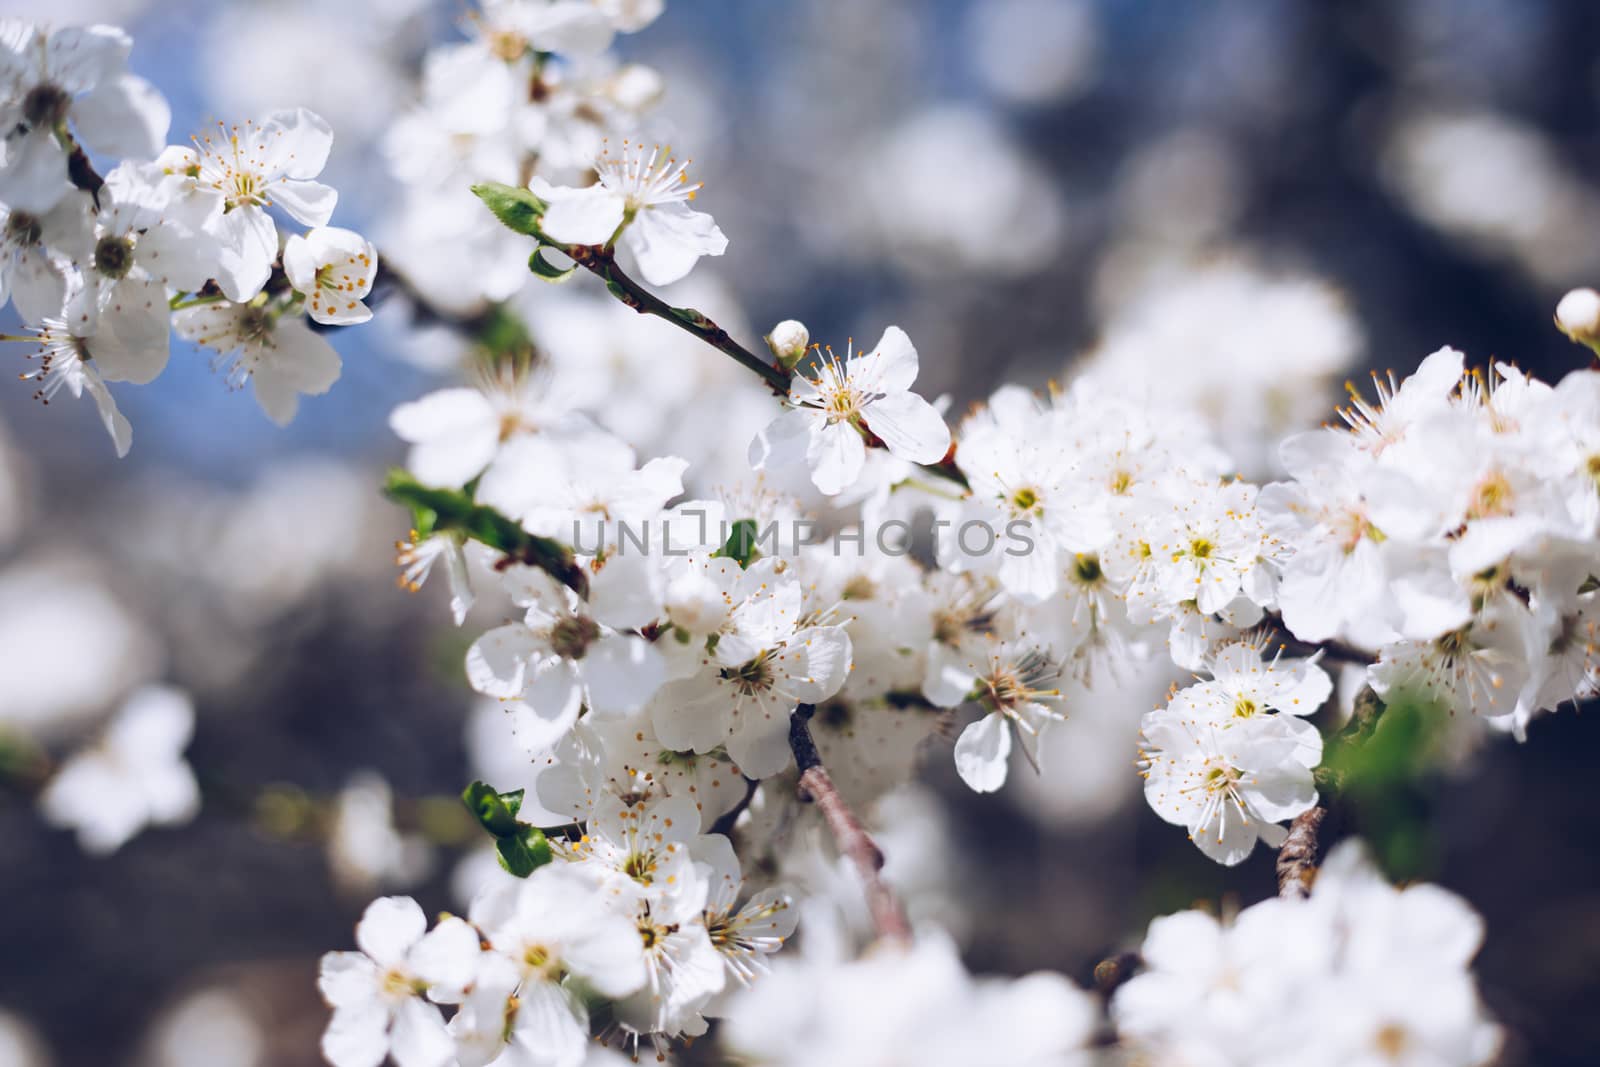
[1072,553,1102,585]
[237,307,275,345]
[3,210,42,246]
[521,944,561,981]
[722,654,774,696]
[1232,697,1258,718]
[1467,471,1514,520]
[550,615,601,659]
[1374,1023,1410,1059]
[94,235,136,280]
[22,83,70,128]
[487,29,528,61]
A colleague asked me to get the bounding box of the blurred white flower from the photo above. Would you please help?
[968,0,1099,105]
[327,771,433,893]
[39,685,199,855]
[0,557,158,737]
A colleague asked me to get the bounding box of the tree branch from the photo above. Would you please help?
[789,703,912,945]
[1276,805,1328,898]
[564,245,792,394]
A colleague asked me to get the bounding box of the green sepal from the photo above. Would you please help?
[529,247,579,282]
[471,182,547,236]
[711,517,760,569]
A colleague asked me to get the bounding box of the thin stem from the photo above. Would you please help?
[169,294,227,312]
[563,245,792,394]
[559,244,973,490]
[789,703,913,945]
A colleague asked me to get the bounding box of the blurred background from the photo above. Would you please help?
[3,1,1600,1064]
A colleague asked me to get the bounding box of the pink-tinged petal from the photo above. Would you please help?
[953,712,1011,793]
[71,74,168,159]
[862,390,950,464]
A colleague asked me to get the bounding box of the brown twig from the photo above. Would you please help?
[789,703,912,945]
[564,245,792,394]
[1276,805,1328,899]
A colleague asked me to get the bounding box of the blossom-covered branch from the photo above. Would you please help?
[789,703,912,944]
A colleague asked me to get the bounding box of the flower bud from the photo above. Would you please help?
[1556,287,1600,346]
[766,319,809,369]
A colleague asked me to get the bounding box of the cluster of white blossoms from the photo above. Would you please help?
[1113,842,1503,1066]
[0,19,374,452]
[1269,348,1600,740]
[1140,637,1330,864]
[380,0,671,312]
[319,788,797,1067]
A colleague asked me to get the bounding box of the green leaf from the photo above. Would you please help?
[711,517,761,568]
[461,780,524,836]
[529,247,579,282]
[495,825,553,877]
[471,182,547,236]
[383,470,589,597]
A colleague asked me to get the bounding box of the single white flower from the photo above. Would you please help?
[0,22,170,212]
[0,193,91,323]
[38,685,199,853]
[389,361,593,490]
[317,896,478,1067]
[649,561,852,778]
[180,107,338,300]
[454,863,648,1067]
[13,286,147,456]
[924,637,1066,793]
[476,427,687,548]
[284,226,377,325]
[530,140,728,286]
[693,833,797,1004]
[466,567,666,750]
[1139,700,1321,866]
[750,326,952,496]
[395,530,475,626]
[174,300,341,426]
